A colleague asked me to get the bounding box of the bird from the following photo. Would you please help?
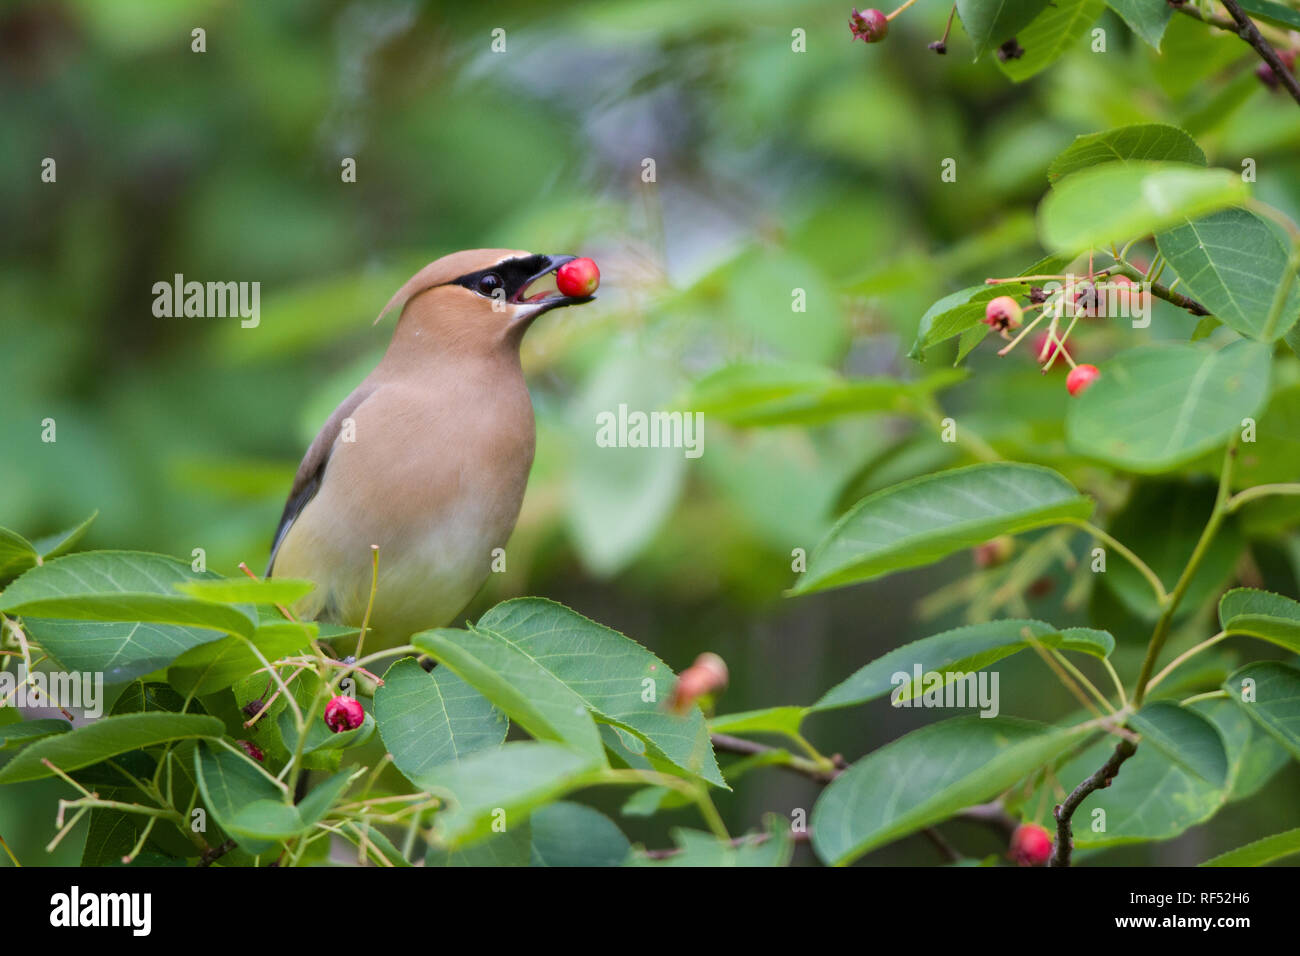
[266,248,596,646]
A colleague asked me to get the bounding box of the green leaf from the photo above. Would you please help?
[912,256,1072,359]
[1193,697,1291,802]
[1235,385,1300,486]
[792,463,1093,595]
[0,717,72,749]
[31,511,99,561]
[911,285,1001,357]
[811,717,1080,865]
[529,802,631,867]
[1236,0,1300,31]
[174,578,316,606]
[1102,483,1242,621]
[1222,662,1300,760]
[0,712,224,783]
[295,768,354,829]
[1129,701,1229,786]
[812,620,1114,711]
[628,814,792,867]
[0,527,38,580]
[682,362,964,427]
[1105,0,1174,49]
[1219,588,1300,654]
[566,354,685,576]
[426,822,533,866]
[1043,735,1226,847]
[0,552,256,637]
[1201,827,1300,867]
[1048,123,1205,183]
[422,741,603,848]
[0,513,96,583]
[375,658,507,786]
[1039,163,1249,253]
[956,0,1053,59]
[193,741,295,849]
[169,620,316,696]
[412,628,606,763]
[997,0,1106,82]
[81,804,147,867]
[709,706,808,738]
[474,598,725,787]
[277,704,374,757]
[1066,341,1271,473]
[3,552,260,683]
[1156,208,1300,341]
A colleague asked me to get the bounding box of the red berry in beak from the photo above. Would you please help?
[324,695,365,733]
[1009,823,1053,866]
[556,257,600,298]
[849,8,888,42]
[984,295,1023,332]
[1067,363,1100,396]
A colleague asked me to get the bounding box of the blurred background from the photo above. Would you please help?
[2,0,1298,864]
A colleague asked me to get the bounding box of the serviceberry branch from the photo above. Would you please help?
[1049,738,1136,867]
[1172,0,1300,108]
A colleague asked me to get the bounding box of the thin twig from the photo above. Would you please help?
[1220,0,1300,108]
[709,733,842,783]
[1049,739,1137,867]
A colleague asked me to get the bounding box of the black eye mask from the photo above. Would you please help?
[450,255,552,301]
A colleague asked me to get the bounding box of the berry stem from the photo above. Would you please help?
[985,274,1065,284]
[996,309,1047,355]
[886,0,922,20]
[1132,437,1239,708]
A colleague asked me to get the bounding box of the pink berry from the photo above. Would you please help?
[849,8,888,43]
[1067,363,1100,397]
[1010,823,1053,866]
[324,695,365,733]
[973,536,1014,569]
[556,257,600,298]
[984,295,1023,332]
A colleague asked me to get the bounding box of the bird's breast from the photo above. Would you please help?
[277,372,536,638]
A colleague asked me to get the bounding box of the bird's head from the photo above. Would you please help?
[375,248,596,355]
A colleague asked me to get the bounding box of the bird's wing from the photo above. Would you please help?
[267,384,379,575]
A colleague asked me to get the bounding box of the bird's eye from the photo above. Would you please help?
[475,273,503,297]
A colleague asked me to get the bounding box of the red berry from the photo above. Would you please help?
[237,740,265,762]
[973,536,1014,568]
[324,695,365,733]
[983,295,1023,332]
[556,257,600,298]
[1010,823,1053,866]
[1066,363,1100,397]
[849,8,888,43]
[1108,275,1149,316]
[1032,333,1069,366]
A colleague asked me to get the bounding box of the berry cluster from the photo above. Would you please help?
[977,266,1155,396]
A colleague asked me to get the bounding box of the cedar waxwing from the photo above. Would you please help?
[267,249,595,644]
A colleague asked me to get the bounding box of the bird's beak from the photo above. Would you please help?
[509,254,595,328]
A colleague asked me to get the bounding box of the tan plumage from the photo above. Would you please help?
[268,249,594,644]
